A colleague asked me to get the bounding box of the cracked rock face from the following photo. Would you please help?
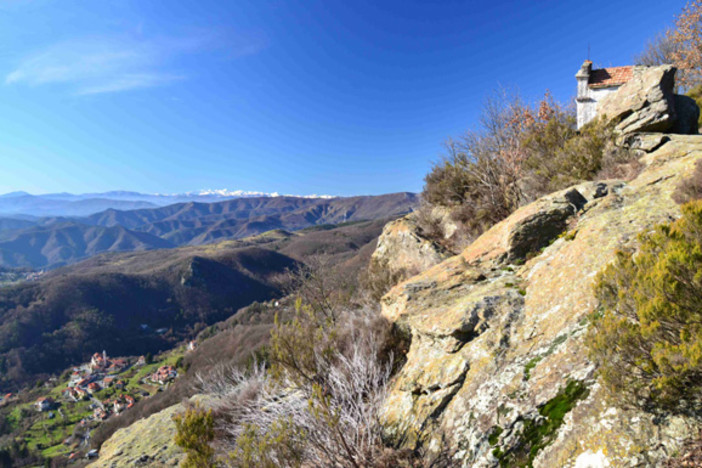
[379,135,702,467]
[598,65,678,135]
[371,214,450,278]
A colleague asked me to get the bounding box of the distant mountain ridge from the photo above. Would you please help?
[0,189,335,217]
[0,193,418,268]
[0,221,174,268]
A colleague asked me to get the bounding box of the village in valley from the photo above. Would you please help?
[0,341,196,460]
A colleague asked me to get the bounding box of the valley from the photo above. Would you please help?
[0,218,388,392]
[0,215,389,464]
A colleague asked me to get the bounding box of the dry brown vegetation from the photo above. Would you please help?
[674,159,702,204]
[422,90,638,243]
[169,249,421,467]
[635,0,702,90]
[91,220,393,453]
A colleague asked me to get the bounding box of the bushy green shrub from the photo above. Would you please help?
[587,200,702,410]
[173,404,216,468]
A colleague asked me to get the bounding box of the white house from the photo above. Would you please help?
[576,60,634,129]
[35,397,55,412]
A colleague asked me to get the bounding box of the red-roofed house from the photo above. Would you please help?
[63,387,80,402]
[150,365,178,385]
[35,397,55,412]
[576,60,636,128]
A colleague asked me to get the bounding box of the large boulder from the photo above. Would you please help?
[370,214,450,281]
[598,65,677,134]
[379,135,702,467]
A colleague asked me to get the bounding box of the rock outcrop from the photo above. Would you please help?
[598,65,699,136]
[89,396,212,467]
[371,213,450,280]
[598,65,677,134]
[379,134,702,467]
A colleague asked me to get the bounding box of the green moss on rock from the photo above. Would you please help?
[493,380,589,468]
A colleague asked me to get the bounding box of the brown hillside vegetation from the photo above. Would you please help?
[0,219,389,392]
[84,220,388,451]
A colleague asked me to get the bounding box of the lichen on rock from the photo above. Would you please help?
[378,134,702,467]
[371,213,451,280]
[89,395,214,468]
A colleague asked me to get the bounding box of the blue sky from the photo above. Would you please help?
[0,0,687,196]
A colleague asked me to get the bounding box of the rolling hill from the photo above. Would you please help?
[0,221,174,268]
[85,192,418,245]
[0,193,417,268]
[0,190,334,217]
[0,218,387,391]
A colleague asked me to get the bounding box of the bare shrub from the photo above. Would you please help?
[360,257,411,302]
[668,1,702,89]
[423,90,550,237]
[596,142,644,181]
[279,256,355,322]
[635,30,679,67]
[205,307,403,467]
[187,247,421,466]
[637,1,702,89]
[413,202,446,243]
[423,90,627,238]
[665,433,702,467]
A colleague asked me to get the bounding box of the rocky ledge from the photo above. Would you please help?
[379,134,702,467]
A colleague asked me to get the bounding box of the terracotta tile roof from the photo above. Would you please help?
[589,66,633,88]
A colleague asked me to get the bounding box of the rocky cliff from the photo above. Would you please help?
[378,134,702,467]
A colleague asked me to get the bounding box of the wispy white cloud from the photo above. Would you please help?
[76,73,184,96]
[5,31,264,95]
